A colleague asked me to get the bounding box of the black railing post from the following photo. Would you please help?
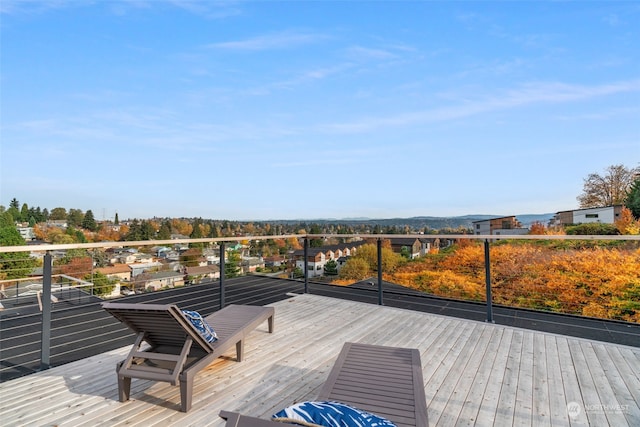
[219,242,225,309]
[303,237,309,293]
[377,238,383,306]
[484,239,494,323]
[41,252,52,370]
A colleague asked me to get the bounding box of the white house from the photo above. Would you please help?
[552,205,623,226]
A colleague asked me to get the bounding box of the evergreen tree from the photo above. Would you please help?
[157,220,172,240]
[125,219,142,241]
[625,177,640,219]
[82,210,98,231]
[309,223,323,247]
[140,220,156,240]
[190,218,204,248]
[114,212,119,225]
[224,250,242,278]
[20,203,29,222]
[324,259,338,276]
[6,205,19,223]
[67,209,84,228]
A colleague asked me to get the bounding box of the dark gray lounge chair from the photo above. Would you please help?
[219,342,428,427]
[102,302,274,412]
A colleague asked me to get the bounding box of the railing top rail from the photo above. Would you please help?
[1,233,638,254]
[306,233,640,241]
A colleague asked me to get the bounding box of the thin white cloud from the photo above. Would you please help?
[1,0,239,16]
[345,45,397,60]
[209,31,329,51]
[320,79,640,134]
[0,0,81,14]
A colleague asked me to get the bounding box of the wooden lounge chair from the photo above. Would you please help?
[219,342,428,427]
[102,302,274,412]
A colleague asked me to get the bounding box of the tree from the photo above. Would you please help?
[6,204,19,224]
[625,176,640,219]
[0,211,14,228]
[338,258,370,281]
[114,212,119,225]
[0,226,36,279]
[224,250,242,278]
[140,220,155,240]
[124,219,142,241]
[577,164,639,208]
[58,256,93,279]
[85,271,116,296]
[67,209,84,228]
[180,248,203,267]
[157,220,172,240]
[82,210,97,231]
[615,207,640,235]
[353,242,403,273]
[49,207,67,220]
[20,203,29,223]
[324,259,339,276]
[189,218,204,248]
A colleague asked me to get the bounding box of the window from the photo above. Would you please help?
[586,214,599,218]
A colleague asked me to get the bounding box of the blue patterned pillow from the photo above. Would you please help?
[181,310,218,343]
[272,401,396,427]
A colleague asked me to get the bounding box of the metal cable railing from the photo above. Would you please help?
[1,233,639,382]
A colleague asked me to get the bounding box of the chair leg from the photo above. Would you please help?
[118,374,131,402]
[180,376,193,412]
[236,340,244,362]
[268,315,274,333]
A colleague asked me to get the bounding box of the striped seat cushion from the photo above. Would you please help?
[272,401,396,427]
[182,310,218,343]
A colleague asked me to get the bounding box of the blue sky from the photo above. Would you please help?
[1,1,639,221]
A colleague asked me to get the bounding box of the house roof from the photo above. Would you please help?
[388,237,421,245]
[96,264,131,274]
[186,265,220,275]
[147,271,183,279]
[471,215,517,223]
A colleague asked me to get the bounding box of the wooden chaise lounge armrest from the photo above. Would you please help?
[219,410,279,426]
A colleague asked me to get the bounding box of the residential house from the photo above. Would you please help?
[472,216,529,235]
[136,271,185,291]
[185,265,220,283]
[293,241,366,278]
[241,257,265,274]
[17,227,36,241]
[388,238,430,259]
[95,264,132,282]
[263,255,286,267]
[129,261,163,277]
[46,220,67,228]
[551,205,623,227]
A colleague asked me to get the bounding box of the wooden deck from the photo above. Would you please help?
[1,294,639,426]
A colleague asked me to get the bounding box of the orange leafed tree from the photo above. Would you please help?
[386,242,640,322]
[615,207,640,235]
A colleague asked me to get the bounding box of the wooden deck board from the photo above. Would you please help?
[1,293,639,427]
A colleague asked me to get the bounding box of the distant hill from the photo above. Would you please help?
[266,213,555,231]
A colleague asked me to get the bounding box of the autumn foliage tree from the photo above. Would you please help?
[577,164,639,208]
[387,242,640,322]
[615,207,640,235]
